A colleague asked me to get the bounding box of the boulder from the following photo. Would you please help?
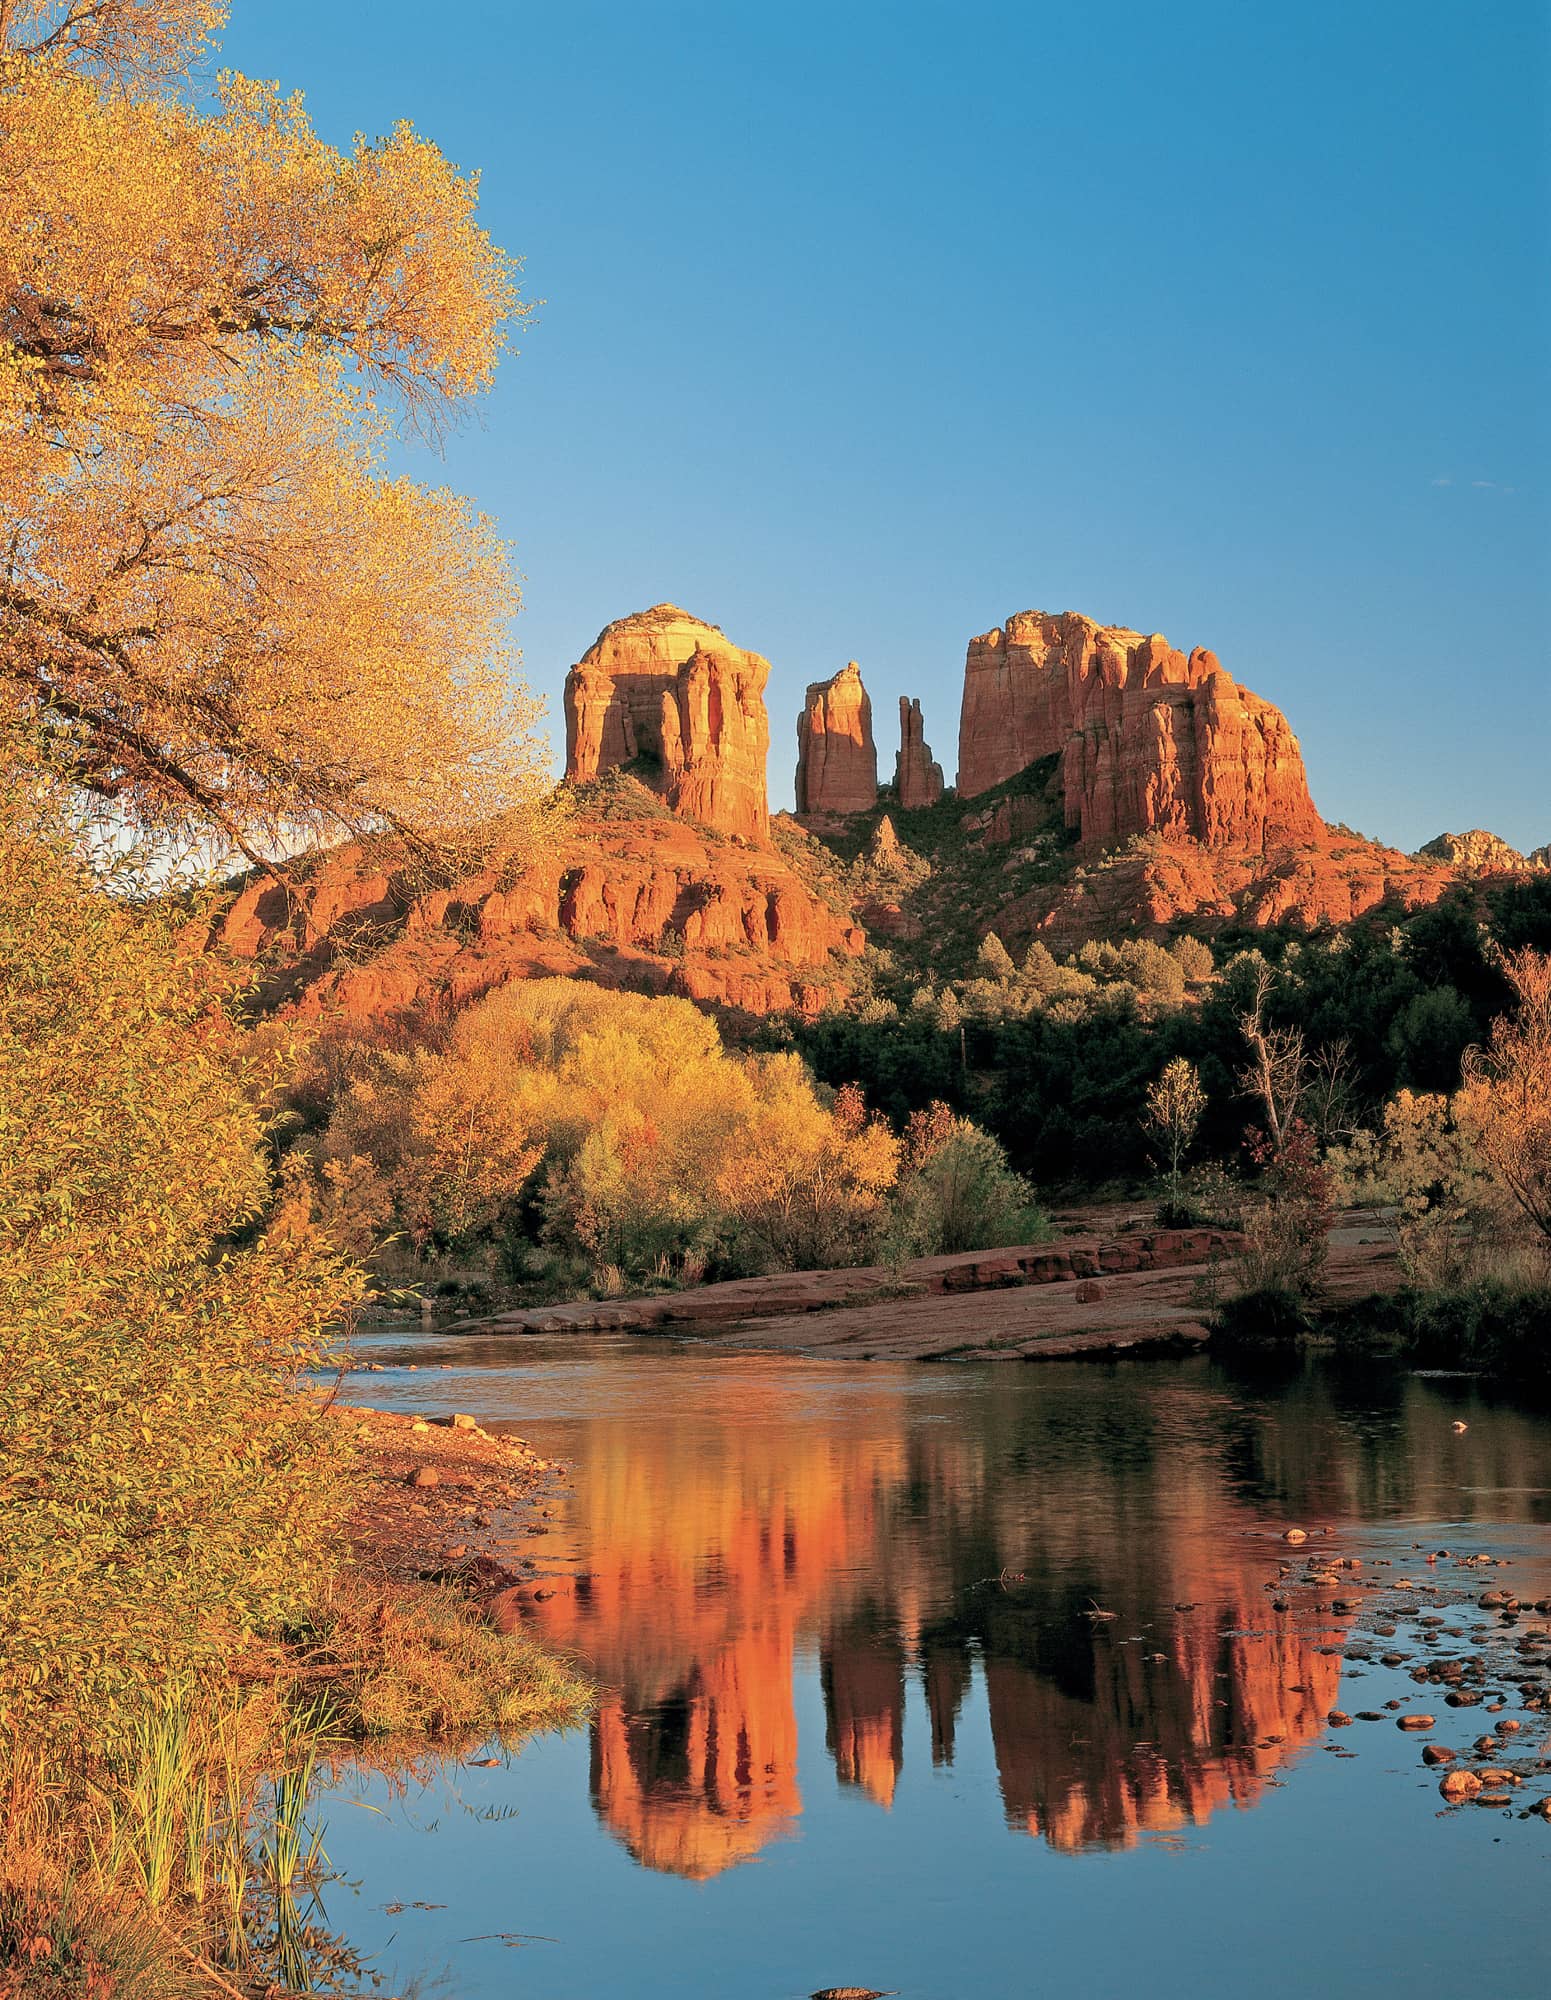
[795,661,878,815]
[564,604,771,842]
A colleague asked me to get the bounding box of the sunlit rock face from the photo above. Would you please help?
[795,660,878,816]
[215,808,865,1022]
[1417,828,1546,874]
[564,604,772,842]
[956,610,1323,852]
[895,696,944,809]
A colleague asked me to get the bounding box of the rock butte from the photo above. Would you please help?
[957,609,1324,853]
[215,805,866,1023]
[1417,829,1548,875]
[220,598,1546,1024]
[896,697,945,809]
[795,661,878,816]
[564,604,771,843]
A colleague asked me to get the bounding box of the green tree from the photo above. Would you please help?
[1143,1057,1207,1216]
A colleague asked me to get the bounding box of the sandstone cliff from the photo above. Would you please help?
[895,697,944,809]
[794,660,878,815]
[564,605,771,842]
[956,610,1322,853]
[216,786,865,1024]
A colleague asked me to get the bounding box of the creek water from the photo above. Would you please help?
[323,1334,1551,1998]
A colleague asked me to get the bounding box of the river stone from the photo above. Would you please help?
[1421,1745,1456,1764]
[1397,1714,1435,1730]
[1439,1770,1483,1800]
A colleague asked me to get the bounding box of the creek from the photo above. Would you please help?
[319,1335,1551,1997]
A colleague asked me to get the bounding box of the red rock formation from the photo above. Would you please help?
[990,831,1456,953]
[564,605,771,842]
[215,799,866,1024]
[1417,829,1546,874]
[795,661,878,816]
[895,697,944,809]
[956,610,1323,852]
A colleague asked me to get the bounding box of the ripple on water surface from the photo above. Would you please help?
[315,1339,1551,2000]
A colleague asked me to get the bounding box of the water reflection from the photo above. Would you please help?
[465,1357,1540,1875]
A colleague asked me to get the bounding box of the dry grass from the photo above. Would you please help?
[317,1579,593,1741]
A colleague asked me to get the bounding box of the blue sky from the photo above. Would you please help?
[221,1,1548,848]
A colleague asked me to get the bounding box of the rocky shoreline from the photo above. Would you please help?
[330,1403,571,1600]
[427,1212,1402,1365]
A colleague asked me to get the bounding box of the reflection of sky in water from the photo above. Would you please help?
[319,1341,1551,1999]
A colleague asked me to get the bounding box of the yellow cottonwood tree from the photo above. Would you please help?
[0,1,545,862]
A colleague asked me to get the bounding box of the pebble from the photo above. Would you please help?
[1421,1745,1456,1765]
[1439,1770,1483,1800]
[407,1466,439,1489]
[1397,1714,1435,1731]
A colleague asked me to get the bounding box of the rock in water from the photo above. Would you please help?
[895,696,945,808]
[955,609,1323,852]
[565,604,772,841]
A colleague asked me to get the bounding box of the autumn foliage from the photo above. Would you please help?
[0,781,359,1760]
[307,981,905,1284]
[0,1,544,863]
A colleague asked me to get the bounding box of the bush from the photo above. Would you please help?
[313,981,902,1282]
[1212,1286,1319,1345]
[890,1104,1048,1256]
[1159,1160,1242,1230]
[0,794,359,1765]
[1398,1280,1551,1381]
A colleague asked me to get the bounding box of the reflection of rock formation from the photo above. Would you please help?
[517,1371,1359,1876]
[978,1591,1342,1852]
[895,697,944,809]
[587,1629,801,1879]
[564,605,772,842]
[795,662,878,816]
[823,1628,906,1807]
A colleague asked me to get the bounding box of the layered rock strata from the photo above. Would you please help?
[794,660,878,815]
[1417,829,1546,874]
[216,804,865,1023]
[564,605,771,842]
[895,697,944,808]
[957,610,1322,852]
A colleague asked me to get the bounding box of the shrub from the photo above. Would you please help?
[1398,1279,1551,1382]
[1212,1286,1319,1345]
[891,1103,1048,1255]
[314,981,903,1281]
[0,793,360,1767]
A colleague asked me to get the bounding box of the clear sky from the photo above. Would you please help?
[221,0,1548,850]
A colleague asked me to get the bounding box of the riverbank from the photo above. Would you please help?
[426,1208,1404,1363]
[0,1409,590,2000]
[333,1402,570,1596]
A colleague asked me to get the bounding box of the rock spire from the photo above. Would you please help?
[956,609,1322,852]
[794,660,878,816]
[895,697,944,809]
